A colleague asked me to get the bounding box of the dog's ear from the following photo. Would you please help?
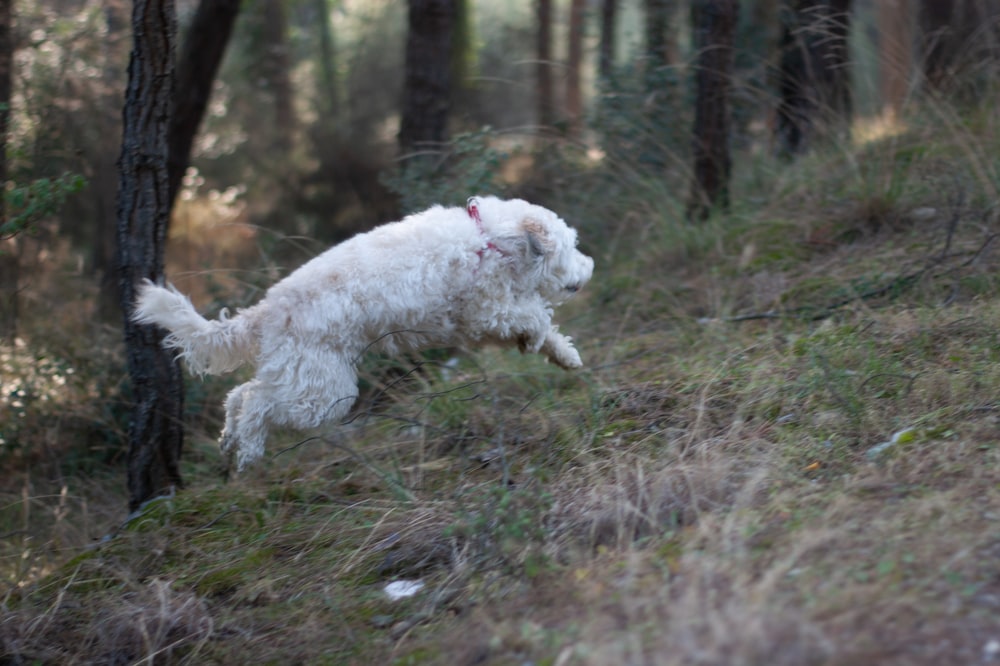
[520,218,553,258]
[491,218,552,263]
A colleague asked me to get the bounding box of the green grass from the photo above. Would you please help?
[4,99,1000,664]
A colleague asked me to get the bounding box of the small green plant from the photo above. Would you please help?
[0,173,87,242]
[447,482,554,576]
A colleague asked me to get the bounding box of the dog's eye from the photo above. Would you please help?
[565,284,579,293]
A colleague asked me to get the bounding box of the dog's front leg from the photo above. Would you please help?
[540,326,583,370]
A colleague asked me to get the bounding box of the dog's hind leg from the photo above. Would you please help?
[274,350,360,432]
[222,379,275,472]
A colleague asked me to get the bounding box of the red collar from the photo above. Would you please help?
[467,198,503,258]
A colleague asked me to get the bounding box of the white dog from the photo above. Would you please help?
[133,196,594,471]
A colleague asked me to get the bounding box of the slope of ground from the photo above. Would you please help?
[3,108,1000,665]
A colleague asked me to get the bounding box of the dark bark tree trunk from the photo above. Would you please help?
[775,0,853,157]
[566,0,586,135]
[399,0,455,159]
[260,0,295,152]
[919,0,1000,93]
[645,0,676,77]
[117,0,185,512]
[687,0,738,221]
[536,0,555,128]
[168,0,240,205]
[0,0,15,341]
[599,0,617,81]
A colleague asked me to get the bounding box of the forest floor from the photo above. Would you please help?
[3,108,1000,665]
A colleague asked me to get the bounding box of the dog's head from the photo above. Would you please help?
[473,196,594,305]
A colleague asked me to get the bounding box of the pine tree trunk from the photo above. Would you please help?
[599,0,617,81]
[399,0,455,158]
[0,0,15,341]
[775,0,853,156]
[168,0,240,204]
[645,0,676,77]
[261,0,295,152]
[879,0,913,117]
[117,0,185,512]
[314,0,340,120]
[566,0,586,135]
[536,0,555,127]
[687,0,737,221]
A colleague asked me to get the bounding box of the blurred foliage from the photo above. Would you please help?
[381,128,509,213]
[0,173,87,243]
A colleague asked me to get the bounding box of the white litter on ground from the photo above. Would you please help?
[384,580,425,601]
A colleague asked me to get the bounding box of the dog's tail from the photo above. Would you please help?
[132,280,256,375]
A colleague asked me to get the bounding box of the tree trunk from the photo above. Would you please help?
[687,0,738,221]
[451,0,476,115]
[599,0,617,81]
[645,0,676,77]
[775,0,853,157]
[879,0,913,117]
[566,0,586,135]
[260,0,295,152]
[919,0,1000,93]
[314,0,340,120]
[399,0,455,159]
[0,0,15,341]
[536,0,555,128]
[168,0,240,205]
[117,0,185,512]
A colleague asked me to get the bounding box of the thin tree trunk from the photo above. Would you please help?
[261,0,295,152]
[775,0,853,157]
[315,0,339,119]
[168,0,240,205]
[451,0,475,114]
[879,0,913,117]
[0,0,15,341]
[536,0,555,127]
[645,0,676,76]
[399,0,455,158]
[687,0,738,221]
[919,0,999,93]
[566,0,586,135]
[117,0,184,511]
[599,0,617,81]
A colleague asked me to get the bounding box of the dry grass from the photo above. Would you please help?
[4,96,1000,665]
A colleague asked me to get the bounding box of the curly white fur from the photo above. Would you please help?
[133,196,594,471]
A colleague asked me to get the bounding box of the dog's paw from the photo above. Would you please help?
[553,347,583,370]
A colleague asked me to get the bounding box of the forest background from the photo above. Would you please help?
[3,1,1000,664]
